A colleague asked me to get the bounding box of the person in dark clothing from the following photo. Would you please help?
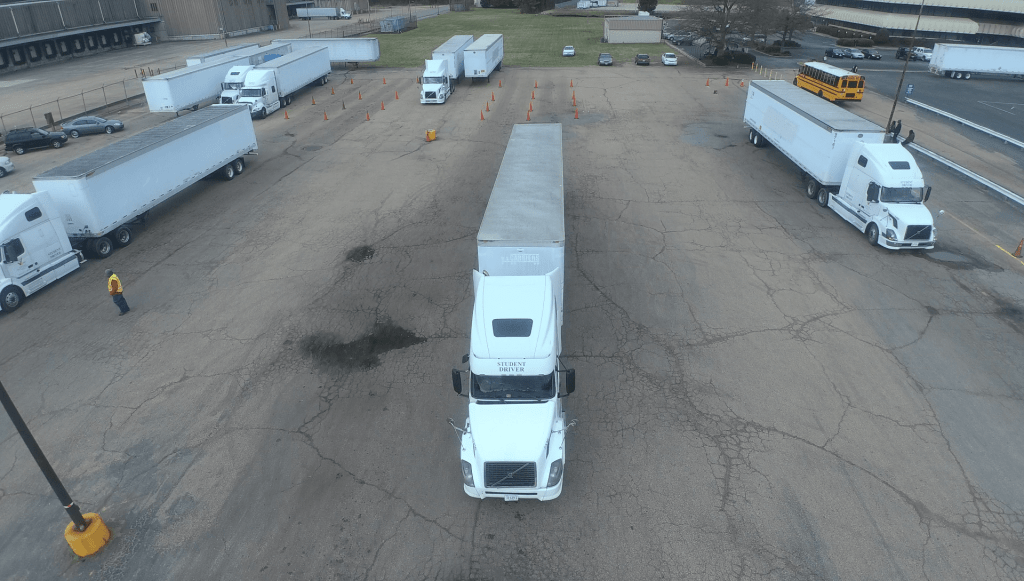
[893,119,902,141]
[902,129,916,148]
[106,269,130,316]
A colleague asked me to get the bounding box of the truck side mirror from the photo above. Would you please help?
[566,369,575,394]
[867,183,880,203]
[452,369,463,394]
[924,186,932,202]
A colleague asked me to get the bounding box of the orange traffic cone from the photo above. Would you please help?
[366,110,370,120]
[572,96,576,107]
[481,110,485,120]
[331,86,335,95]
[395,90,399,100]
[417,77,421,84]
[486,101,490,112]
[740,80,745,87]
[725,78,730,86]
[526,110,531,121]
[358,91,362,100]
[534,80,538,88]
[381,101,385,110]
[350,78,353,84]
[706,78,710,86]
[491,92,495,102]
[284,110,289,119]
[531,90,535,100]
[498,80,502,88]
[1014,239,1023,258]
[574,108,578,119]
[529,102,533,112]
[383,77,386,84]
[312,96,316,105]
[570,79,573,87]
[324,111,328,121]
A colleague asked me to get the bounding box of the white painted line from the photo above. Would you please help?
[906,141,1024,208]
[906,98,1024,149]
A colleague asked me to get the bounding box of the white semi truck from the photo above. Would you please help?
[464,34,503,80]
[929,44,1024,80]
[237,47,331,119]
[744,80,935,249]
[0,105,257,313]
[421,35,474,104]
[219,44,292,104]
[271,38,380,63]
[449,123,577,502]
[296,7,350,19]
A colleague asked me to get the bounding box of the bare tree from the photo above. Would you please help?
[638,0,659,14]
[771,0,813,44]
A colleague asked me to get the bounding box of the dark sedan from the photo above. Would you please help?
[598,53,613,66]
[62,116,125,138]
[635,53,650,65]
[861,49,882,60]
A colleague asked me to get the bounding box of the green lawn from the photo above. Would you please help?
[370,10,670,68]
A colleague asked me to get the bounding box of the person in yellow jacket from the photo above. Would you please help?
[105,269,130,316]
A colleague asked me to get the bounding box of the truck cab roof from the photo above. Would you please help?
[855,142,924,186]
[471,275,558,371]
[423,59,447,77]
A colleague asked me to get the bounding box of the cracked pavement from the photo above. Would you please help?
[0,47,1023,580]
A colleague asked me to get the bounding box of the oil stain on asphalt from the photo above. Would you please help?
[300,321,425,370]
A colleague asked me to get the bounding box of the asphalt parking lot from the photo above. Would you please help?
[1,38,1024,580]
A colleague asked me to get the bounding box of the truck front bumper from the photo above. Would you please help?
[464,479,563,501]
[880,237,935,250]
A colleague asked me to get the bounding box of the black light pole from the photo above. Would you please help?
[885,0,927,140]
[0,379,89,531]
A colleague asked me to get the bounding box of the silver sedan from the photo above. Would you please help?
[62,116,125,138]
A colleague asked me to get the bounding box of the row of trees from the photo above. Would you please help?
[642,0,816,52]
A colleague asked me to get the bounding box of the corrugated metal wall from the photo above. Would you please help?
[143,0,278,37]
[0,0,143,40]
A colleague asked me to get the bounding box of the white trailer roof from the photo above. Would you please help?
[253,46,327,70]
[478,124,564,245]
[750,80,882,134]
[467,34,502,51]
[35,106,249,180]
[434,34,474,53]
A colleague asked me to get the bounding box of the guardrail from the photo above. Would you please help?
[905,141,1024,208]
[906,98,1024,151]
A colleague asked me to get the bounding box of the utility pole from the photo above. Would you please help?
[886,0,927,140]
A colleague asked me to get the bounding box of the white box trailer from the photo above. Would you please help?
[744,81,935,250]
[929,44,1024,79]
[33,105,257,256]
[271,38,380,63]
[296,6,350,19]
[464,34,503,79]
[432,34,474,81]
[144,53,257,112]
[450,123,576,502]
[237,47,331,118]
[186,43,258,66]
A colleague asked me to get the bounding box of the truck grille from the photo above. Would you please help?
[905,225,932,240]
[484,462,536,488]
[424,91,437,99]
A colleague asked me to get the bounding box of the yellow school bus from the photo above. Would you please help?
[794,62,864,102]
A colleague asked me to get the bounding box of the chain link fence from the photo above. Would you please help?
[0,78,146,139]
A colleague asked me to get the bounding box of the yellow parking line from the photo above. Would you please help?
[942,210,1024,267]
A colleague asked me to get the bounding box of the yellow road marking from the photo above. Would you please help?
[942,210,1024,267]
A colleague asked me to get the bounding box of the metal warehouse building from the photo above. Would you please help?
[604,16,662,43]
[813,0,1024,47]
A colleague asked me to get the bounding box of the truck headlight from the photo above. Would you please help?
[461,460,474,487]
[546,459,563,487]
[885,229,897,240]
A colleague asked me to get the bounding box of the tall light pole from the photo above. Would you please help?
[885,0,927,140]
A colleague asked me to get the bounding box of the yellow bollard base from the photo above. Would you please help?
[65,513,111,557]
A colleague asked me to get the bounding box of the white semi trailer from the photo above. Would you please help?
[237,47,331,119]
[185,43,258,66]
[744,80,936,249]
[145,52,261,112]
[929,44,1024,80]
[464,34,503,80]
[0,105,257,313]
[271,38,380,63]
[449,123,577,502]
[296,7,350,19]
[432,35,474,81]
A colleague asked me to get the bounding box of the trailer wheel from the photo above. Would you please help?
[816,187,830,207]
[865,223,879,246]
[91,237,114,259]
[963,72,971,80]
[748,129,755,144]
[192,105,199,111]
[751,132,766,148]
[953,71,962,79]
[1,286,24,313]
[805,178,820,199]
[223,163,235,180]
[233,158,245,174]
[113,226,133,247]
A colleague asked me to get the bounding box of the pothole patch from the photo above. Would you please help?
[346,245,375,262]
[299,321,426,370]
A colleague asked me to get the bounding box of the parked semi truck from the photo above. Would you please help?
[185,43,257,67]
[929,44,1024,80]
[271,38,380,63]
[744,80,935,249]
[464,34,503,80]
[237,47,331,119]
[421,35,474,104]
[296,7,350,19]
[449,123,577,502]
[219,44,291,104]
[0,105,257,313]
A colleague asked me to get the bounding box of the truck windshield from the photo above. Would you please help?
[472,373,554,400]
[240,88,263,97]
[880,186,925,203]
[423,76,444,84]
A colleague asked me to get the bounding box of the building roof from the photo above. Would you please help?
[850,0,1024,15]
[813,5,985,35]
[605,16,663,30]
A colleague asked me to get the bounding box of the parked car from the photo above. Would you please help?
[845,49,865,59]
[861,49,882,60]
[563,46,575,57]
[661,52,678,66]
[62,116,125,138]
[635,53,650,65]
[598,53,613,66]
[896,47,913,60]
[912,47,932,61]
[3,127,68,155]
[825,47,845,58]
[0,156,13,178]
